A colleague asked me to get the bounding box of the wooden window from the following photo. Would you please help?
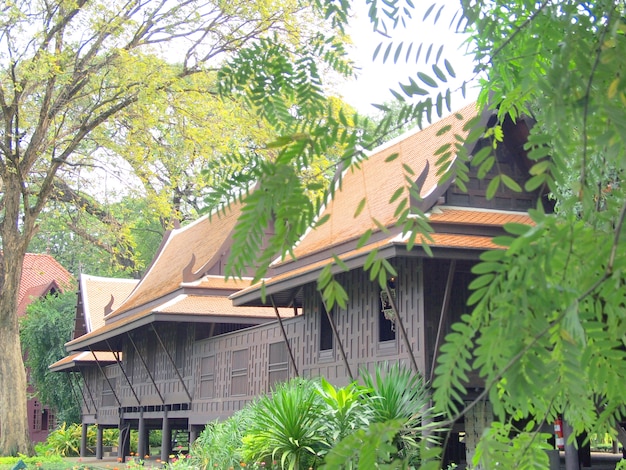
[230,349,248,396]
[200,355,215,399]
[47,410,56,431]
[379,278,397,342]
[268,342,289,390]
[32,400,41,431]
[319,305,334,351]
[102,378,117,407]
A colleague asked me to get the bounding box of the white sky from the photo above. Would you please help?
[338,0,480,115]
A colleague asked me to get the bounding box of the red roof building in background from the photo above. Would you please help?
[18,253,73,443]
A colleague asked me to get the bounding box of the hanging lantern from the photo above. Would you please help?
[380,278,397,329]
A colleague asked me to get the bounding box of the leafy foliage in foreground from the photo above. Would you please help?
[213,0,626,466]
[428,0,626,466]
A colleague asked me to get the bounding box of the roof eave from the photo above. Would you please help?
[66,311,278,352]
[232,240,492,307]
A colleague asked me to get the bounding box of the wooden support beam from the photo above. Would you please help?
[67,371,90,414]
[320,295,354,381]
[430,260,456,383]
[150,324,193,403]
[270,296,299,378]
[77,365,98,413]
[107,339,140,405]
[89,346,121,407]
[126,331,165,404]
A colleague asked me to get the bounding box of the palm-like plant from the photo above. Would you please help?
[44,422,81,456]
[241,378,328,469]
[315,377,371,441]
[361,362,435,464]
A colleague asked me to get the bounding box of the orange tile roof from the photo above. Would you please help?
[418,232,500,250]
[233,230,500,303]
[284,102,479,262]
[156,294,286,317]
[106,201,243,320]
[48,351,118,372]
[428,207,534,226]
[181,275,255,290]
[18,253,73,317]
[80,275,139,331]
[68,292,289,350]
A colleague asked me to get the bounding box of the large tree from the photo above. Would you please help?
[0,0,350,454]
[27,70,280,277]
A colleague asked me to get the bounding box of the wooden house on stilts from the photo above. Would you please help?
[52,101,552,466]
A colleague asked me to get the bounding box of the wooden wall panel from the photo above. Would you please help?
[84,256,434,426]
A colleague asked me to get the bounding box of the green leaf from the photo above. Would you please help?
[471,262,503,275]
[486,175,501,199]
[469,273,495,290]
[500,174,522,192]
[389,186,405,204]
[423,3,435,20]
[525,174,547,192]
[354,197,367,218]
[444,59,456,78]
[472,146,492,167]
[467,286,489,306]
[383,42,393,63]
[436,124,452,136]
[314,213,331,228]
[417,71,438,88]
[372,42,383,61]
[356,229,373,249]
[432,63,447,82]
[332,254,349,272]
[529,160,551,176]
[393,42,404,64]
[503,223,531,236]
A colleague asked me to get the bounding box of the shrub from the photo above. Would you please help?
[190,408,252,469]
[42,423,82,457]
[39,423,128,457]
[240,378,327,469]
[314,377,371,442]
[361,362,436,465]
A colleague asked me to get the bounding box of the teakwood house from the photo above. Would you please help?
[52,102,554,466]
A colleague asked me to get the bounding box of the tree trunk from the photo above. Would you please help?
[0,248,32,455]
